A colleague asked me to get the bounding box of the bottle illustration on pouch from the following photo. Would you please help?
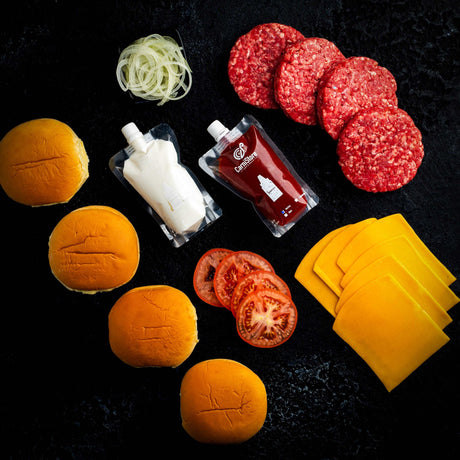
[258,175,283,202]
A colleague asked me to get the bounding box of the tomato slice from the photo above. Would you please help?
[193,248,233,307]
[235,289,298,348]
[230,270,291,317]
[213,251,274,309]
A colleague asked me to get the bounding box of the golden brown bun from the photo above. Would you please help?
[48,205,139,294]
[0,118,89,206]
[180,359,267,444]
[108,285,198,368]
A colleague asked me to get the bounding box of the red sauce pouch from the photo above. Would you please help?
[199,115,319,237]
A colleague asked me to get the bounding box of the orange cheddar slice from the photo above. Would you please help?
[333,274,450,392]
[340,235,459,311]
[336,254,452,329]
[294,226,348,316]
[337,214,456,286]
[313,218,377,297]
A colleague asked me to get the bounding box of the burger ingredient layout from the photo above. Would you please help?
[1,16,458,448]
[295,213,458,391]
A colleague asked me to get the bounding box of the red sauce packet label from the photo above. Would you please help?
[217,125,309,226]
[199,115,319,237]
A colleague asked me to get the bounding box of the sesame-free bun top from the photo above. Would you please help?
[108,285,198,368]
[0,118,89,206]
[48,205,139,294]
[180,359,267,444]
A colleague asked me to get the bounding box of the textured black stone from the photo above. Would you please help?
[1,1,459,459]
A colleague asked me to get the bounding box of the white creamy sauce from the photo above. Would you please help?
[122,125,205,234]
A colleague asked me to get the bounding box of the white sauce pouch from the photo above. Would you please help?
[110,123,222,248]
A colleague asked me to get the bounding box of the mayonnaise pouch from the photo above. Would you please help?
[199,115,319,237]
[109,122,222,247]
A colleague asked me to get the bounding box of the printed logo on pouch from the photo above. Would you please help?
[233,142,247,160]
[234,152,258,173]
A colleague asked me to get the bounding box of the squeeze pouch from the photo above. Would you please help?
[109,122,222,248]
[199,115,319,237]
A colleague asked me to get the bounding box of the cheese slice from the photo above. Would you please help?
[333,274,450,392]
[337,214,456,286]
[313,218,376,297]
[340,235,459,311]
[295,226,348,316]
[335,254,452,329]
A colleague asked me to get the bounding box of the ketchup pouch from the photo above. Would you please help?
[109,122,222,248]
[199,115,319,237]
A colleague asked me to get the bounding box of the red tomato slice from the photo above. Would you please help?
[213,251,274,309]
[193,248,233,307]
[235,289,298,348]
[230,270,291,317]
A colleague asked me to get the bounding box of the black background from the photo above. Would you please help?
[1,1,459,459]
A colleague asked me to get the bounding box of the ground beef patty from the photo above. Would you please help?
[228,23,305,109]
[274,37,345,125]
[337,107,424,193]
[316,56,398,139]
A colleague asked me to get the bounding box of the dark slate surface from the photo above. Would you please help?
[1,1,459,458]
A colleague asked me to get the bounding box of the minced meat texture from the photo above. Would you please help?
[337,107,424,193]
[274,37,345,125]
[228,23,305,109]
[316,56,398,139]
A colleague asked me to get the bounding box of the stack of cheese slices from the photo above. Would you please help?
[295,213,458,391]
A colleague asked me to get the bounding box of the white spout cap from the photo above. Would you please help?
[207,120,229,142]
[121,122,143,144]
